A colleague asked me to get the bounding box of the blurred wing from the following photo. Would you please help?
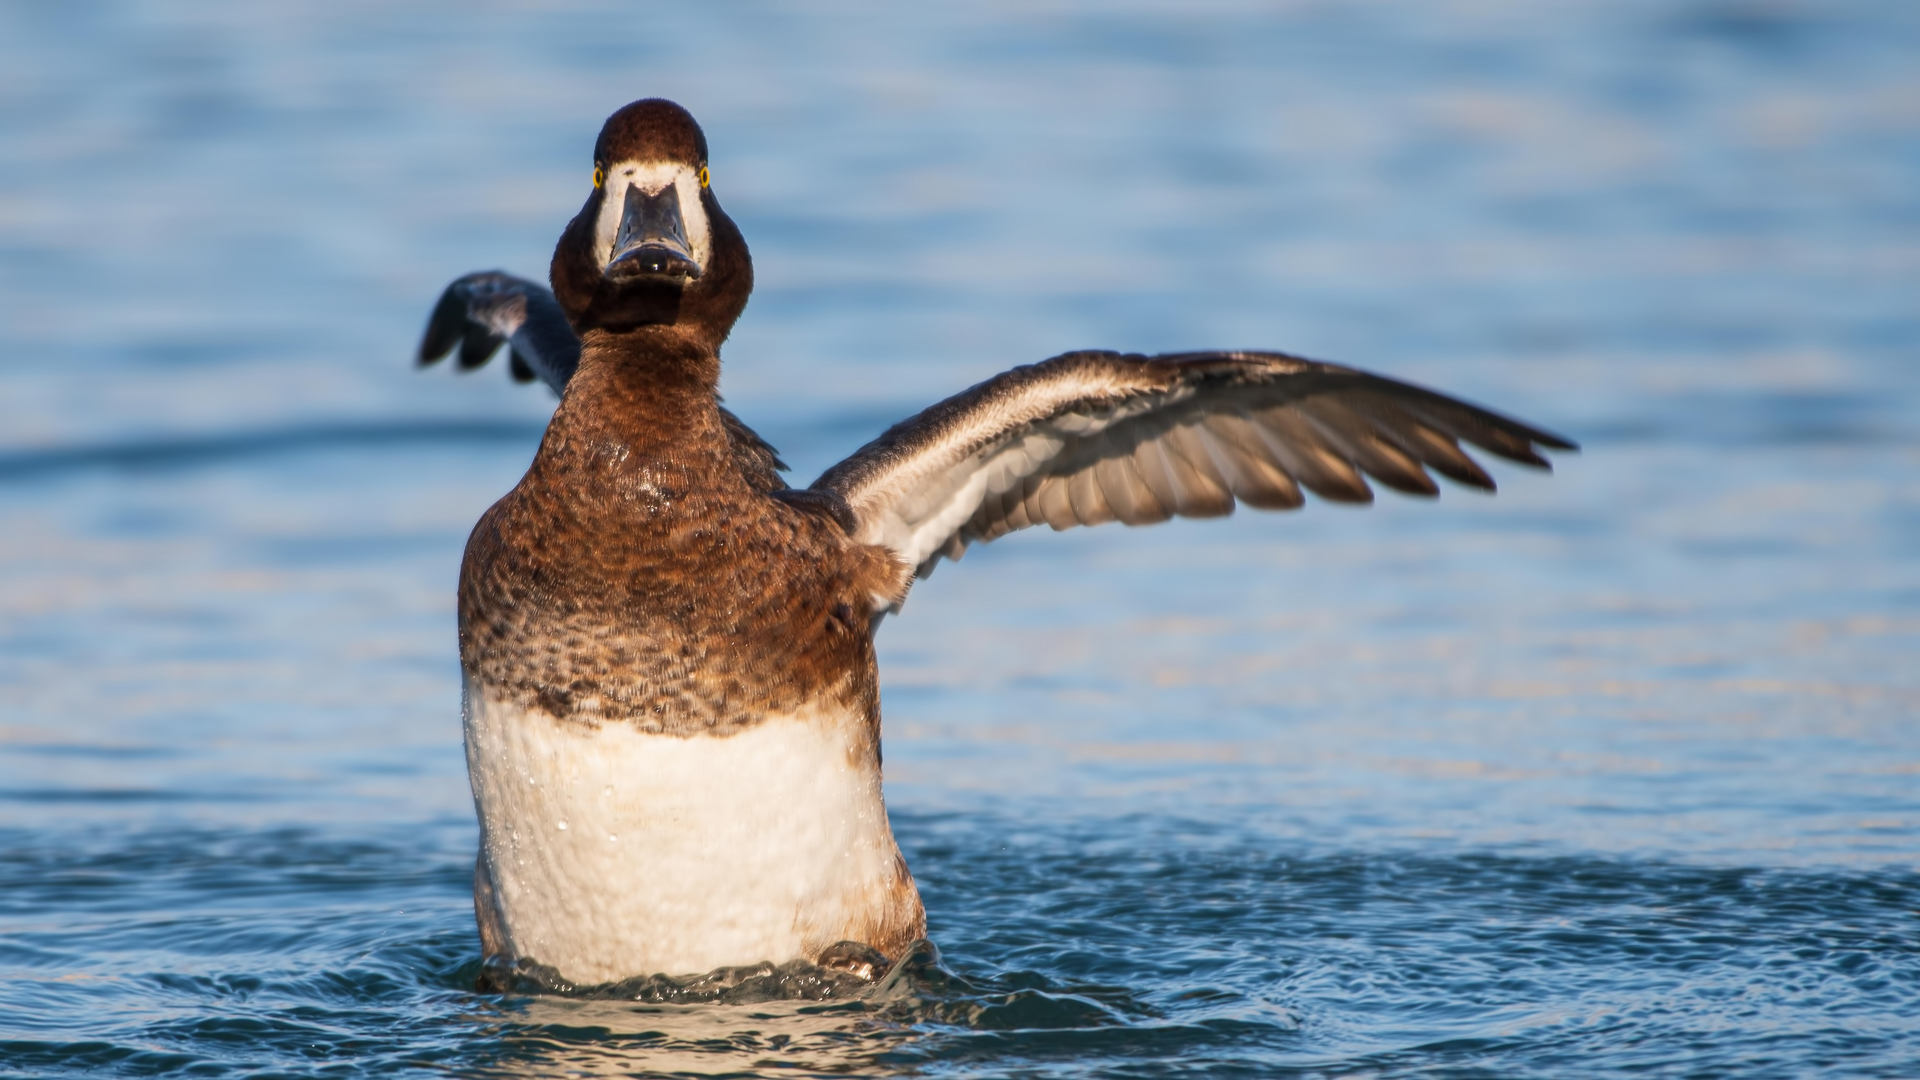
[812,350,1576,581]
[418,270,581,394]
[416,270,788,492]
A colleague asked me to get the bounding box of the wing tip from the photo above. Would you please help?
[1520,429,1580,459]
[417,284,470,367]
[1496,438,1574,471]
[1468,424,1577,472]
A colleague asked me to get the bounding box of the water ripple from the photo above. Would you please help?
[1,820,1915,1076]
[2,0,1916,1076]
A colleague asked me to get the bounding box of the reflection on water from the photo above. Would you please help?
[1,0,1917,1076]
[468,996,918,1078]
[467,941,1130,1077]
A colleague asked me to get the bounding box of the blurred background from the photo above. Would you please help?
[1,1,1915,1076]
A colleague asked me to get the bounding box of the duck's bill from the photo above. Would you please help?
[605,184,702,282]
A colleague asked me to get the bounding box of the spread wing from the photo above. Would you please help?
[416,271,788,492]
[812,350,1576,579]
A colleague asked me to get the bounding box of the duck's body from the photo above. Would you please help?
[424,99,1575,987]
[460,338,920,982]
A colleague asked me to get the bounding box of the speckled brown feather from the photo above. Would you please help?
[458,328,905,739]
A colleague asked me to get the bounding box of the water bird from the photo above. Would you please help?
[417,98,1575,989]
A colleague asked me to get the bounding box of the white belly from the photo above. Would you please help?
[463,683,913,985]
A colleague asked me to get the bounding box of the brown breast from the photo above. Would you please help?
[456,333,901,738]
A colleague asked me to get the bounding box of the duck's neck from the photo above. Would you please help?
[541,326,730,483]
[579,322,719,388]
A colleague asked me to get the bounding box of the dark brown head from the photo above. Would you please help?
[550,99,753,350]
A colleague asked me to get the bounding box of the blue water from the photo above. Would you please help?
[2,1,1917,1076]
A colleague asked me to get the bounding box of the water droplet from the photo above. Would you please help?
[607,833,618,842]
[602,785,614,797]
[556,820,568,830]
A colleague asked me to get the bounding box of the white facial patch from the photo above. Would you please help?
[592,160,712,273]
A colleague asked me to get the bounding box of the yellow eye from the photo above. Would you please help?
[698,165,710,188]
[593,165,604,189]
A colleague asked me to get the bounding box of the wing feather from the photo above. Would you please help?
[1165,424,1237,515]
[1066,463,1117,527]
[1249,406,1374,503]
[1033,474,1077,531]
[1093,452,1172,525]
[1131,436,1185,516]
[1197,413,1305,510]
[812,350,1574,592]
[1295,399,1438,497]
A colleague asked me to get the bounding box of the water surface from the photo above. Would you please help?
[1,1,1916,1076]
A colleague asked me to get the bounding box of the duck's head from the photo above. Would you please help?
[550,99,752,349]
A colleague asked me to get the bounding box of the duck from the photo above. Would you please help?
[417,98,1575,989]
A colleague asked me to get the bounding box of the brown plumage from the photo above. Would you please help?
[429,98,1575,985]
[458,332,902,737]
